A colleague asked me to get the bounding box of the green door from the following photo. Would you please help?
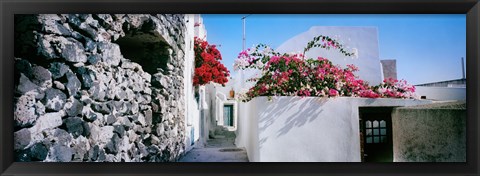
[223,105,234,126]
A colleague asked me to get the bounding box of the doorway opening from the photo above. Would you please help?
[223,105,234,127]
[359,107,396,162]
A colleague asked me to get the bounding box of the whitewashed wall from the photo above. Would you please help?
[184,14,209,151]
[183,14,199,152]
[275,26,383,86]
[415,86,466,101]
[236,97,432,162]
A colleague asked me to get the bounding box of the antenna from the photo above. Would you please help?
[461,57,465,79]
[241,14,251,50]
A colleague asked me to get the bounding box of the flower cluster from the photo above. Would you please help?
[234,35,416,102]
[193,37,230,86]
[364,78,417,99]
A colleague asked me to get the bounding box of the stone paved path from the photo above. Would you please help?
[178,129,249,162]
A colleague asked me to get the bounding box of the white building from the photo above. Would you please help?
[196,25,465,162]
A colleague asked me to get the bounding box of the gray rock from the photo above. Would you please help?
[30,143,48,161]
[30,111,65,136]
[64,117,84,138]
[14,93,37,127]
[42,88,67,111]
[67,15,98,41]
[66,98,83,116]
[37,34,60,59]
[15,59,33,79]
[53,81,65,90]
[14,128,31,150]
[137,113,146,126]
[34,101,46,116]
[89,145,99,161]
[49,62,70,79]
[121,116,133,130]
[141,72,151,83]
[16,73,39,95]
[97,42,122,66]
[136,141,149,157]
[82,122,91,137]
[83,109,98,122]
[51,145,73,162]
[92,102,110,114]
[31,65,52,87]
[125,88,135,100]
[106,114,117,125]
[113,101,127,114]
[15,149,31,162]
[71,136,89,161]
[89,82,107,101]
[152,73,169,88]
[76,67,95,89]
[144,109,152,126]
[89,125,114,146]
[113,125,125,137]
[114,87,127,100]
[85,38,97,53]
[98,149,106,162]
[121,60,142,70]
[130,102,139,115]
[105,134,120,154]
[65,71,81,97]
[87,54,100,65]
[53,129,73,146]
[61,38,88,63]
[156,123,165,136]
[41,15,72,36]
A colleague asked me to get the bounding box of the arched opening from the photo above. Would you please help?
[114,19,171,75]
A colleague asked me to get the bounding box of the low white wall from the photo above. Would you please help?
[415,86,466,101]
[236,96,432,162]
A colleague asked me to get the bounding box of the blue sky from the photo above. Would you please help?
[202,14,466,85]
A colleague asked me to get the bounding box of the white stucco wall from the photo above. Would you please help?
[183,14,199,152]
[194,14,207,40]
[236,97,432,162]
[275,26,383,86]
[184,14,209,151]
[415,86,466,101]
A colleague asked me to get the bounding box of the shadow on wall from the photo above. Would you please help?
[258,97,327,149]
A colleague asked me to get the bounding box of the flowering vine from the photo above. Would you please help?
[234,35,417,102]
[193,37,230,86]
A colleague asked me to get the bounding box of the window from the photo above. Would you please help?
[365,120,387,144]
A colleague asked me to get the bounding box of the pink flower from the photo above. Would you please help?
[329,89,338,96]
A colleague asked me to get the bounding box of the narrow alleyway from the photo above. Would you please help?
[179,128,249,162]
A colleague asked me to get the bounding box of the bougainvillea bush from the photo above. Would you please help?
[193,37,230,86]
[234,35,417,102]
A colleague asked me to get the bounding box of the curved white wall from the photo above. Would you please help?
[276,26,383,85]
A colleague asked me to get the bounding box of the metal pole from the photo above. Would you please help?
[242,16,246,50]
[461,57,465,79]
[241,14,251,50]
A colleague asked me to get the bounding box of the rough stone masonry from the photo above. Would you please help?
[14,14,187,162]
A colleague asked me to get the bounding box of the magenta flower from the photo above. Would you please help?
[329,89,338,96]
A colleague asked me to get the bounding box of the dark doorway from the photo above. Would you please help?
[359,107,395,162]
[223,105,234,126]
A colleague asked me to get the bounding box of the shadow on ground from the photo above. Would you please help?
[178,127,249,162]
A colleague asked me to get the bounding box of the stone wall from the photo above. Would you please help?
[392,101,466,162]
[14,14,187,162]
